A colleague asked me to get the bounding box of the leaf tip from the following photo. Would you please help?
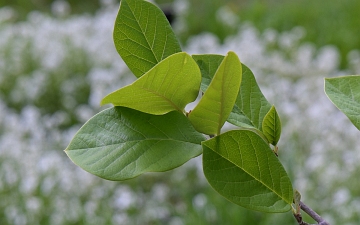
[100,94,113,106]
[100,99,107,106]
[226,51,241,62]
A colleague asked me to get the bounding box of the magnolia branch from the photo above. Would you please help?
[293,201,331,225]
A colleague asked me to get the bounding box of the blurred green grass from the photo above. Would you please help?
[180,0,360,69]
[0,0,101,18]
[3,0,358,68]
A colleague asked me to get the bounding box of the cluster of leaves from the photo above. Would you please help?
[65,0,294,214]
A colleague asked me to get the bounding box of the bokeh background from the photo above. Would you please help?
[1,0,360,224]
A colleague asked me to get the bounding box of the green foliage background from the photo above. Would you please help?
[4,0,360,52]
[2,0,359,67]
[179,0,360,69]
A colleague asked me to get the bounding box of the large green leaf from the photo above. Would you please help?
[65,107,205,181]
[114,0,181,77]
[192,54,272,131]
[101,52,201,115]
[325,75,360,130]
[228,64,272,131]
[188,51,242,135]
[202,130,293,212]
[262,105,281,145]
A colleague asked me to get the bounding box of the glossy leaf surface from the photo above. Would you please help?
[188,51,242,135]
[202,130,293,212]
[262,105,281,145]
[101,52,201,115]
[114,0,181,77]
[65,107,205,181]
[325,75,360,130]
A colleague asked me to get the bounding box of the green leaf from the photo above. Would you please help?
[65,107,205,181]
[101,52,201,115]
[227,104,254,128]
[192,54,272,131]
[114,0,181,77]
[229,64,272,131]
[262,105,282,145]
[202,130,293,212]
[325,75,360,130]
[192,54,225,92]
[188,51,242,135]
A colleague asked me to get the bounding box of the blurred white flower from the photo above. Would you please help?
[51,0,71,17]
[216,6,239,28]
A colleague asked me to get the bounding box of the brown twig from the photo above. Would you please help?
[293,201,331,225]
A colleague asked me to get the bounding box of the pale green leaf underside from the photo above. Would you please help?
[262,105,281,145]
[325,75,360,130]
[65,107,205,181]
[188,51,242,135]
[202,130,293,212]
[114,0,181,77]
[101,52,201,115]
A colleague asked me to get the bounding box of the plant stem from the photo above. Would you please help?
[293,201,331,225]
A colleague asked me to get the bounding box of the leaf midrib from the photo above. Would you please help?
[135,84,183,112]
[126,0,163,64]
[67,138,201,151]
[204,138,290,204]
